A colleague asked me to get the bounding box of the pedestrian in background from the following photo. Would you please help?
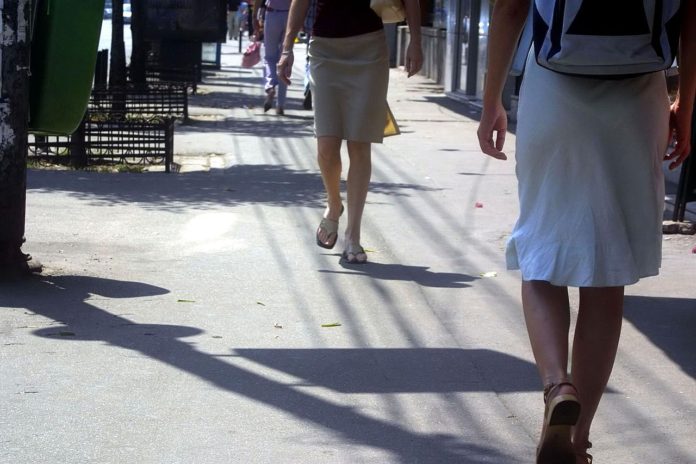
[254,0,291,115]
[236,2,250,40]
[300,0,317,110]
[278,0,423,263]
[227,0,242,41]
[477,1,695,463]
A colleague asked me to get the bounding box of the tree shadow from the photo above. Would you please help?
[178,114,315,137]
[27,164,441,212]
[235,348,538,394]
[189,90,312,116]
[623,295,696,379]
[201,75,261,86]
[1,275,535,463]
[318,262,477,289]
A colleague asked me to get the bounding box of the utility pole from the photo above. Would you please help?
[130,0,148,85]
[109,0,127,87]
[0,0,40,277]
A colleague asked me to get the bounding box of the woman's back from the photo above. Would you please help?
[312,0,383,38]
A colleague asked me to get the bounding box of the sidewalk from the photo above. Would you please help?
[1,39,695,464]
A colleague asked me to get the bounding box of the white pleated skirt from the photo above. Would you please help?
[507,54,670,287]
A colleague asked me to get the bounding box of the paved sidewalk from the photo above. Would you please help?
[1,39,695,464]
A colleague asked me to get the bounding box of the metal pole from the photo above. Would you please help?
[0,0,41,277]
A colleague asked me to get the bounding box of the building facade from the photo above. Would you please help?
[398,1,493,102]
[441,0,491,101]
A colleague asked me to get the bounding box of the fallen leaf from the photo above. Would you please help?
[212,335,223,339]
[475,202,484,208]
[692,245,696,254]
[480,271,498,278]
[274,323,283,329]
[177,299,196,303]
[321,323,342,328]
[256,301,266,306]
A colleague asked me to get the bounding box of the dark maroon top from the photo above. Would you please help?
[312,0,383,38]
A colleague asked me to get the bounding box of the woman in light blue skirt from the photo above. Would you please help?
[478,1,696,463]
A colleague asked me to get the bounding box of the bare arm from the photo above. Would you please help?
[666,0,696,169]
[476,0,530,160]
[402,0,423,77]
[277,0,310,85]
[253,0,264,33]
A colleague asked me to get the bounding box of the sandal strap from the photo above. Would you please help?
[318,217,339,234]
[317,205,344,235]
[574,440,593,463]
[543,381,577,403]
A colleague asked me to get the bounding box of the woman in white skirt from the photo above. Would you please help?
[277,0,423,263]
[478,1,695,463]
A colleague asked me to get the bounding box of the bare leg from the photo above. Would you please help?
[522,280,572,386]
[344,141,372,249]
[523,280,581,463]
[316,136,343,245]
[571,286,624,454]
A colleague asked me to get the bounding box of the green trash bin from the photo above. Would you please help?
[29,0,106,135]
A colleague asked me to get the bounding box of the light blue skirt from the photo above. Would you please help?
[507,55,670,287]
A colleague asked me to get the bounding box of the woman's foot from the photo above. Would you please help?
[275,107,285,116]
[316,205,343,249]
[342,243,367,264]
[537,382,581,464]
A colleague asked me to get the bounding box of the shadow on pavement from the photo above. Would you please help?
[235,348,538,394]
[178,113,315,137]
[1,274,533,463]
[319,262,477,289]
[28,165,439,211]
[423,95,518,134]
[623,295,696,379]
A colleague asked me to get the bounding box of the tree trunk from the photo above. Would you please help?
[0,0,40,276]
[129,0,148,85]
[109,0,127,88]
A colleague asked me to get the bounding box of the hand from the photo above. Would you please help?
[405,41,423,77]
[665,99,693,170]
[477,101,508,160]
[278,51,294,86]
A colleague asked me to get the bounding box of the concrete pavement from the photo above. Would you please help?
[1,39,695,463]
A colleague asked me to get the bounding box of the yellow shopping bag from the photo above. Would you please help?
[384,102,401,137]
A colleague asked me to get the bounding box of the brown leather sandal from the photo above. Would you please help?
[536,382,582,464]
[574,440,593,463]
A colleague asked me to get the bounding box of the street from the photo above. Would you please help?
[1,39,695,464]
